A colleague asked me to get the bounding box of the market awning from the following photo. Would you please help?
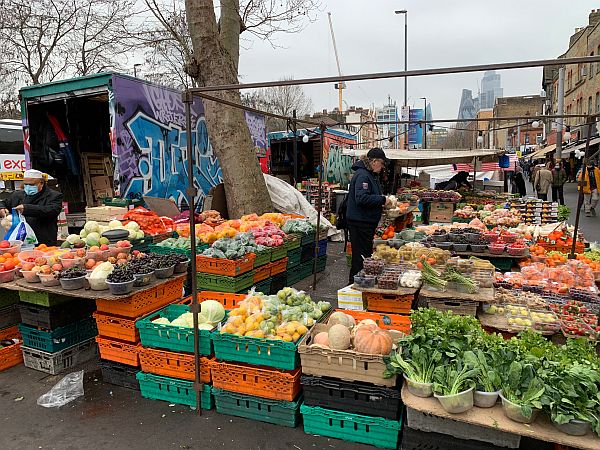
[526,144,556,160]
[560,137,600,157]
[341,148,501,165]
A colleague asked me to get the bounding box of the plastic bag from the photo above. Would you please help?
[37,370,84,408]
[3,210,37,245]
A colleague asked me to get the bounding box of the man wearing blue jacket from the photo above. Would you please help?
[347,148,391,283]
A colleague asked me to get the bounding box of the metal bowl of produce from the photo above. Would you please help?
[106,279,135,295]
[133,270,154,287]
[154,265,175,279]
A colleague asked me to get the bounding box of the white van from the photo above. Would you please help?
[0,119,25,180]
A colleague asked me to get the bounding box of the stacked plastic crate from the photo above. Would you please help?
[0,289,23,372]
[94,277,185,390]
[134,290,242,410]
[196,253,257,294]
[209,293,304,428]
[298,312,406,449]
[17,291,97,375]
[291,232,328,285]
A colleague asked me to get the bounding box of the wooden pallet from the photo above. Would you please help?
[80,153,113,206]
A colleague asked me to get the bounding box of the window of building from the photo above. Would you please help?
[568,70,573,90]
[596,92,600,112]
[592,52,595,79]
[589,96,593,115]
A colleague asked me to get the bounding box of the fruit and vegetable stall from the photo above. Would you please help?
[1,201,600,449]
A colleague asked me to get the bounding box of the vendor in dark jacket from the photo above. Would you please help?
[347,148,391,283]
[0,169,63,246]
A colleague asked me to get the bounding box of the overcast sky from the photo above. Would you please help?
[238,0,600,122]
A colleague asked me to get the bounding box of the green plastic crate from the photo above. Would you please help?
[300,404,402,449]
[211,332,299,370]
[489,258,513,271]
[286,247,301,269]
[147,243,208,258]
[253,248,272,267]
[18,291,74,308]
[282,234,300,252]
[136,304,217,355]
[287,261,312,285]
[196,271,254,293]
[18,318,97,353]
[314,255,327,273]
[103,197,144,207]
[212,388,301,428]
[296,231,316,246]
[136,372,213,409]
[271,245,287,261]
[254,278,272,294]
[0,289,19,309]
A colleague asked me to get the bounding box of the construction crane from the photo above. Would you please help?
[327,12,346,113]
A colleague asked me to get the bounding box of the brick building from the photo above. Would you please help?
[309,107,381,149]
[492,96,544,151]
[543,9,600,145]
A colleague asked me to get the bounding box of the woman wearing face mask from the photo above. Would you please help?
[0,169,63,245]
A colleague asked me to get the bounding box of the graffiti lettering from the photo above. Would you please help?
[124,112,222,207]
[326,142,353,185]
[244,112,267,157]
[142,84,187,128]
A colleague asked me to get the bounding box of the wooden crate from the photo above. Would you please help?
[426,299,478,316]
[429,202,454,223]
[81,153,114,206]
[86,206,127,222]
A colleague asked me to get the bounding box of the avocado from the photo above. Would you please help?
[73,239,86,248]
[61,241,72,249]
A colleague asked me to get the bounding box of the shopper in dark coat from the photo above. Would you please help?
[0,169,63,246]
[347,148,390,284]
[513,165,527,198]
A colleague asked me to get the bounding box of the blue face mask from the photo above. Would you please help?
[24,185,38,196]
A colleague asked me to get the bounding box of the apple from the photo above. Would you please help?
[85,259,96,269]
[116,252,128,260]
[62,253,74,260]
[117,258,128,265]
[108,257,117,264]
[76,249,86,258]
[40,265,52,275]
[0,240,10,249]
[22,262,35,271]
[51,263,63,272]
[89,246,100,252]
[34,257,47,267]
[100,244,109,251]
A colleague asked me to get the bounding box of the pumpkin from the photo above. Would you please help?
[353,324,393,355]
[328,324,351,350]
[351,318,378,338]
[313,331,330,347]
[328,311,356,329]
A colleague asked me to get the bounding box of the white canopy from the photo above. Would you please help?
[341,148,501,165]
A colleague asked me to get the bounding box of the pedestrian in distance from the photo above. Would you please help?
[534,163,553,201]
[513,165,527,198]
[551,160,568,205]
[578,161,600,217]
[346,147,391,284]
[0,169,63,246]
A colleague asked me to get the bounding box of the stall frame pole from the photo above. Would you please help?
[570,116,594,259]
[312,124,326,290]
[183,91,203,415]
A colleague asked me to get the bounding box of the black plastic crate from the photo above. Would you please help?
[99,360,140,390]
[300,243,315,263]
[270,273,287,295]
[0,304,21,329]
[19,300,96,331]
[301,375,401,420]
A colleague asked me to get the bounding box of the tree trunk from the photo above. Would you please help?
[185,0,272,218]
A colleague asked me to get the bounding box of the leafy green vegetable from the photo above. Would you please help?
[433,359,478,396]
[501,361,545,419]
[384,344,441,383]
[462,350,501,393]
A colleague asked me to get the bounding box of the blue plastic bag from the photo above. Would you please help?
[3,210,37,245]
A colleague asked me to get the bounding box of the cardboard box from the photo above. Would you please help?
[143,196,180,218]
[337,285,364,311]
[86,205,127,222]
[429,201,454,223]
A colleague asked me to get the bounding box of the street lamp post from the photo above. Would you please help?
[420,97,427,149]
[395,10,407,149]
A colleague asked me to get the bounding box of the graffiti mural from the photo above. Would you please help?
[323,133,355,185]
[112,76,267,209]
[244,112,267,158]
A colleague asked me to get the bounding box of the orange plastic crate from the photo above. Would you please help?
[195,254,255,276]
[95,277,184,319]
[270,257,288,276]
[364,293,414,314]
[211,360,301,401]
[96,336,140,367]
[0,343,23,372]
[93,312,139,343]
[338,309,411,334]
[197,291,246,310]
[253,264,271,283]
[0,325,20,341]
[138,347,212,383]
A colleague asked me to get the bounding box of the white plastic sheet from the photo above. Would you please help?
[263,174,342,241]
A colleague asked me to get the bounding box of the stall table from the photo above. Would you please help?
[420,286,495,303]
[15,274,186,301]
[402,385,599,450]
[351,285,418,296]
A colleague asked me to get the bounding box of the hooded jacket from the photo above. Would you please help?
[346,159,385,225]
[0,184,63,246]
